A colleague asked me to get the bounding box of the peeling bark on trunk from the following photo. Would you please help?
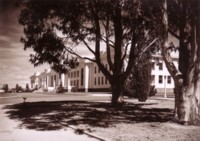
[178,63,200,125]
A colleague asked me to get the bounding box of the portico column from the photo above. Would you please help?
[61,73,65,87]
[68,78,71,92]
[84,65,89,93]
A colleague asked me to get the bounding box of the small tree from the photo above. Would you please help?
[25,83,30,92]
[124,46,156,101]
[16,84,20,93]
[2,84,9,93]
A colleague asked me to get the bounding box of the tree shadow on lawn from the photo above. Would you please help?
[4,101,174,131]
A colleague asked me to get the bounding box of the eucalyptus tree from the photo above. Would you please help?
[19,0,157,106]
[166,0,200,125]
[142,0,200,125]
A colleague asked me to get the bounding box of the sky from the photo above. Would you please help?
[0,0,49,88]
[0,0,179,89]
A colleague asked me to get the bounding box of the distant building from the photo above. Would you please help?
[30,72,40,89]
[30,51,179,93]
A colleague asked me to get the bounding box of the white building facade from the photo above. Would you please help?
[30,51,179,93]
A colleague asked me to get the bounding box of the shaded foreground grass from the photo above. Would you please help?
[4,100,173,131]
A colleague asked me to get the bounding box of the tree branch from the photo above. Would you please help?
[64,46,95,62]
[168,28,180,39]
[138,38,158,60]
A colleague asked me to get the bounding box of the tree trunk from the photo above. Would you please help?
[178,65,200,125]
[173,84,181,120]
[177,1,200,125]
[111,78,124,107]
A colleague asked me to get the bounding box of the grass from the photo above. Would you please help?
[4,98,200,141]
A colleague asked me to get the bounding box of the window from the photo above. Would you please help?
[51,76,54,87]
[105,77,108,84]
[158,75,163,84]
[81,68,84,86]
[77,70,79,77]
[102,77,104,85]
[151,62,155,70]
[77,80,79,87]
[151,75,155,84]
[98,77,100,85]
[94,78,96,85]
[158,63,163,70]
[46,76,48,86]
[94,66,97,74]
[71,72,73,78]
[74,71,76,78]
[167,76,171,84]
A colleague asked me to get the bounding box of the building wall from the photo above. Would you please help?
[151,56,178,92]
[31,51,179,93]
[30,72,40,89]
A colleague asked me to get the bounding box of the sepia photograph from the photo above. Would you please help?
[0,0,200,141]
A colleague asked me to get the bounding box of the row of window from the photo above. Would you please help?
[94,76,109,85]
[71,80,79,87]
[159,75,171,84]
[94,64,112,74]
[152,61,178,71]
[69,70,80,78]
[152,75,172,84]
[151,62,163,70]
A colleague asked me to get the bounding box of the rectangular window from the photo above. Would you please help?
[102,77,104,85]
[81,68,84,86]
[77,80,79,87]
[74,71,76,78]
[94,66,96,74]
[51,76,54,87]
[158,75,163,84]
[167,76,171,84]
[152,62,155,70]
[158,63,163,70]
[71,72,73,78]
[98,77,100,85]
[77,70,79,77]
[94,78,96,85]
[151,75,155,84]
[105,77,108,84]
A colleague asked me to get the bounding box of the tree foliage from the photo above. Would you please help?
[2,84,9,93]
[19,0,159,106]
